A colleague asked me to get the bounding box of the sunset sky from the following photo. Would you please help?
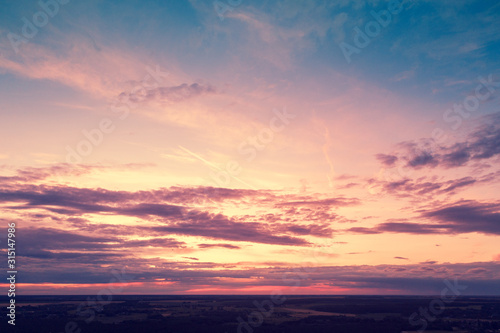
[1,0,500,295]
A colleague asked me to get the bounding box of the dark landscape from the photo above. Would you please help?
[2,295,500,333]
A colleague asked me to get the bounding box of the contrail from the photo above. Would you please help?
[178,146,257,189]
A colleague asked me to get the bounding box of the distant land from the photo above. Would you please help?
[1,295,499,332]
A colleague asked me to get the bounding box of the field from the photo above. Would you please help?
[1,295,500,332]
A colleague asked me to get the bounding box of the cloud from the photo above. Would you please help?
[348,200,500,236]
[276,222,333,237]
[346,227,381,235]
[151,213,311,246]
[183,257,199,261]
[7,192,310,245]
[198,243,241,249]
[16,258,500,295]
[14,227,186,261]
[408,151,438,168]
[122,82,216,104]
[441,117,500,167]
[275,197,360,207]
[0,36,150,99]
[369,176,477,198]
[375,153,398,166]
[377,113,500,170]
[419,200,500,234]
[1,176,355,245]
[0,164,92,184]
[0,163,155,185]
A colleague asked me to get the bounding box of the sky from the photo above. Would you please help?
[0,0,499,295]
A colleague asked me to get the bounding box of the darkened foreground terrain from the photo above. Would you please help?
[1,295,500,333]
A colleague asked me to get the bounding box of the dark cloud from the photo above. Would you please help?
[376,222,445,234]
[18,227,117,251]
[338,182,359,189]
[277,222,333,237]
[250,207,350,225]
[441,177,476,192]
[0,163,155,185]
[419,200,500,234]
[441,144,471,167]
[348,200,500,236]
[408,151,438,167]
[377,112,500,169]
[375,154,398,166]
[151,212,311,246]
[371,176,476,198]
[124,237,186,248]
[0,185,241,218]
[198,243,241,249]
[158,186,259,204]
[0,164,90,184]
[14,227,186,261]
[16,259,500,295]
[124,82,216,103]
[0,182,357,245]
[275,197,360,207]
[392,140,439,169]
[346,227,380,234]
